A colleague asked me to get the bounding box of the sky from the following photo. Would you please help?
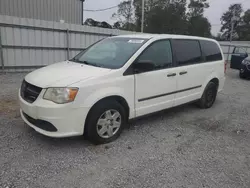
[83,0,250,35]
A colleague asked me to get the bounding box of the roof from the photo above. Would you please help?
[113,34,216,42]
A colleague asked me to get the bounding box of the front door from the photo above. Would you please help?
[134,40,177,117]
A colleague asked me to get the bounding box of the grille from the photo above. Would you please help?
[21,80,42,103]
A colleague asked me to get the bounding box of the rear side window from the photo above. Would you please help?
[200,40,223,62]
[172,40,202,66]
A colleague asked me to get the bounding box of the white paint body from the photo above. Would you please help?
[19,34,225,137]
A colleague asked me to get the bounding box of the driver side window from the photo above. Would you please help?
[137,40,173,70]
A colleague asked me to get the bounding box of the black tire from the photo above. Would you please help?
[86,100,126,144]
[197,82,218,109]
[239,72,245,79]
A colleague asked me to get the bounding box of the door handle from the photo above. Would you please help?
[167,73,176,77]
[179,71,187,75]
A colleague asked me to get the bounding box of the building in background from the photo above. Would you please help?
[0,0,84,24]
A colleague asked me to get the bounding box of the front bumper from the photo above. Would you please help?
[19,90,89,138]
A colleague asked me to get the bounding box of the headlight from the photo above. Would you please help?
[43,88,78,104]
[242,59,250,65]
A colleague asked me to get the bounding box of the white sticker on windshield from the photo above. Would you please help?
[128,39,144,44]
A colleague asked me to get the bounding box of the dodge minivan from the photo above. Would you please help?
[19,34,225,144]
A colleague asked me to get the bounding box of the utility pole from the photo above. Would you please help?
[81,0,85,25]
[127,0,132,31]
[227,8,236,62]
[230,9,236,43]
[141,0,145,33]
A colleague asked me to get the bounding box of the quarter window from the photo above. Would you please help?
[172,40,202,66]
[137,40,173,70]
[200,40,223,62]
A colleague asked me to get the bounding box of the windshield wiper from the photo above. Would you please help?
[70,59,103,68]
[89,62,103,68]
[70,58,90,65]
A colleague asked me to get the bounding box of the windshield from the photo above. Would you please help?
[71,37,147,69]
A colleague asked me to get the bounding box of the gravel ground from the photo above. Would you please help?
[0,69,250,188]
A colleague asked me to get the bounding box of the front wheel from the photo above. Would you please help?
[239,72,246,79]
[197,82,218,109]
[86,100,126,144]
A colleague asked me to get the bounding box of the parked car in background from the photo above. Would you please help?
[229,46,250,79]
[231,46,248,70]
[19,34,225,144]
[239,57,250,79]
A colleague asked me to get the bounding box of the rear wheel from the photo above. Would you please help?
[197,82,218,109]
[86,100,126,144]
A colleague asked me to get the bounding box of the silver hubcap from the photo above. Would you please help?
[96,109,121,139]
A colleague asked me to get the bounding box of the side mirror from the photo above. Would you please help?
[134,60,155,73]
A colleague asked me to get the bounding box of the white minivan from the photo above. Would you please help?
[19,34,225,144]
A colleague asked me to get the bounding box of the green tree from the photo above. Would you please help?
[84,18,112,29]
[133,0,188,34]
[112,0,134,30]
[188,0,209,17]
[188,16,211,37]
[187,0,211,37]
[113,21,122,29]
[220,4,243,40]
[84,18,98,27]
[133,0,164,32]
[132,0,143,32]
[237,9,250,40]
[214,33,222,41]
[113,0,212,37]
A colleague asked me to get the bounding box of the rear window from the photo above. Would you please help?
[234,47,247,54]
[200,40,223,62]
[172,40,202,66]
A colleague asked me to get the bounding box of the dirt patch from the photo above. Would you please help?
[0,99,20,118]
[187,117,228,132]
[176,136,200,154]
[232,129,248,136]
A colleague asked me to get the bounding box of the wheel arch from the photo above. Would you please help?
[209,77,219,89]
[200,73,220,98]
[203,72,220,90]
[84,95,130,136]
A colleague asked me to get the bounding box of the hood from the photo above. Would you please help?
[25,61,111,88]
[244,56,250,61]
